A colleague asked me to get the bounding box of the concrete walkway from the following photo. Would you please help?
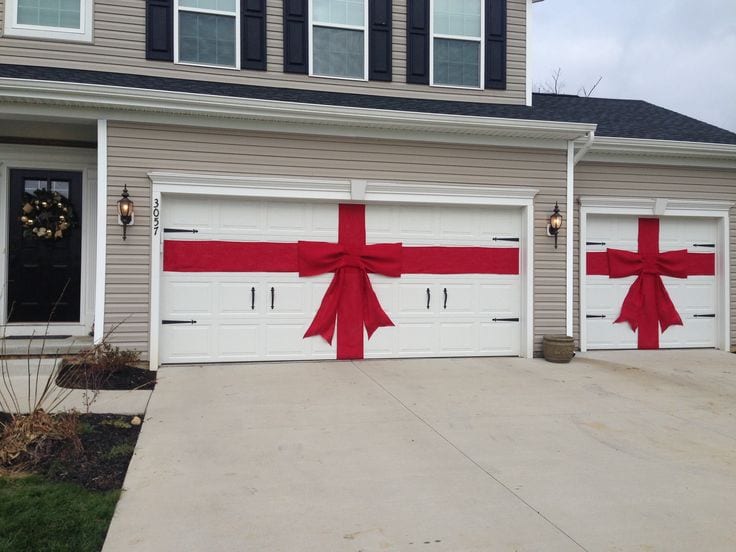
[103,350,736,551]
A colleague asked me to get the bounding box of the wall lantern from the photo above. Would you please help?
[547,202,563,249]
[117,185,135,240]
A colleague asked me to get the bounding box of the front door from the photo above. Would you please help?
[6,169,83,323]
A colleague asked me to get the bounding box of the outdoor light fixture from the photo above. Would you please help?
[547,202,563,249]
[117,185,135,240]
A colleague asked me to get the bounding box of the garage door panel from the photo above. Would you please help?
[396,322,437,354]
[439,322,477,353]
[479,280,520,315]
[440,283,476,314]
[162,280,214,316]
[217,324,260,359]
[662,278,715,311]
[480,321,521,355]
[586,319,637,350]
[160,324,212,362]
[265,324,312,356]
[219,282,261,316]
[220,199,262,232]
[659,319,715,348]
[265,282,310,315]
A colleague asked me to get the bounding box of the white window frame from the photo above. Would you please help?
[174,0,241,70]
[308,0,369,81]
[429,0,485,90]
[3,0,93,43]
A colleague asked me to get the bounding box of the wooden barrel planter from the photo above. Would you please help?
[542,334,575,363]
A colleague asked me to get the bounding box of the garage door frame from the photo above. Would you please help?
[147,172,539,369]
[579,196,733,352]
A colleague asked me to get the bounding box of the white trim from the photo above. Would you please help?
[308,0,369,81]
[174,0,240,70]
[429,0,485,90]
[94,120,108,344]
[0,78,596,145]
[0,144,97,336]
[583,137,736,169]
[147,172,538,368]
[525,0,532,106]
[579,197,732,352]
[3,0,92,43]
[565,140,574,337]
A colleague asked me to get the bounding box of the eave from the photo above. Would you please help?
[0,77,595,148]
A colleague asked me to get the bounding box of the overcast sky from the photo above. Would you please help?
[531,0,736,133]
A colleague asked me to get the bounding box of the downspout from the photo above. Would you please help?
[566,130,595,337]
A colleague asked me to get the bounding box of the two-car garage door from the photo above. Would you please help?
[159,196,523,363]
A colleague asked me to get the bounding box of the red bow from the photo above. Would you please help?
[607,248,688,337]
[298,241,402,345]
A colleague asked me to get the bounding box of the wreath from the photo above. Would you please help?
[20,189,77,240]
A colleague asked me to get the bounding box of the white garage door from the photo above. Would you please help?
[585,215,717,350]
[159,196,522,363]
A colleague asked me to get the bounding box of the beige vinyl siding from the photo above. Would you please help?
[573,162,736,350]
[105,121,567,357]
[0,0,526,104]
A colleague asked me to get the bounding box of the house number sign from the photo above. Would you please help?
[152,198,160,236]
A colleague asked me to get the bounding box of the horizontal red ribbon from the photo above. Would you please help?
[164,241,520,275]
[587,251,715,277]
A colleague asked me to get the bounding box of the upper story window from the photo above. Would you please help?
[310,0,368,80]
[3,0,93,42]
[175,0,240,69]
[430,0,484,89]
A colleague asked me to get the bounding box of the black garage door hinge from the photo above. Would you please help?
[164,228,199,234]
[692,243,715,248]
[492,237,520,243]
[586,314,606,319]
[693,314,716,318]
[162,319,198,325]
[586,241,606,246]
[492,317,520,322]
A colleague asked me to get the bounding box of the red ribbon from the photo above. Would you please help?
[164,203,520,360]
[297,239,402,350]
[586,218,715,349]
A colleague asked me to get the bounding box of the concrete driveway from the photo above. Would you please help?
[103,350,736,551]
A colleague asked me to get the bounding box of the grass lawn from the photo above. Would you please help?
[0,475,120,552]
[0,476,120,552]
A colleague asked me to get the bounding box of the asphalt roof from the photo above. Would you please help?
[2,64,735,145]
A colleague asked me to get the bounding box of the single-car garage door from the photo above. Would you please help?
[159,196,523,363]
[585,215,717,350]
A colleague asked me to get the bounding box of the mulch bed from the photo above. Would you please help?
[56,364,157,391]
[0,412,142,491]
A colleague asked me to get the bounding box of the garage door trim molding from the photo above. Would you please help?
[147,172,538,368]
[579,196,733,352]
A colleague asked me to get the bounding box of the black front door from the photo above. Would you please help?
[7,170,83,323]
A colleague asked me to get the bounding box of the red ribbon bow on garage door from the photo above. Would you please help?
[297,236,402,350]
[587,218,715,349]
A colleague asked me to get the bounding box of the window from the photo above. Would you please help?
[176,0,239,68]
[4,0,92,42]
[310,0,368,80]
[431,0,484,88]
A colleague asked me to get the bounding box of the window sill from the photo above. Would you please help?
[175,60,240,71]
[429,82,484,92]
[308,72,368,83]
[2,26,92,43]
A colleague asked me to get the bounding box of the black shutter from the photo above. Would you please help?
[242,0,267,70]
[485,0,507,89]
[406,0,429,84]
[283,0,308,73]
[146,0,174,61]
[369,0,392,81]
